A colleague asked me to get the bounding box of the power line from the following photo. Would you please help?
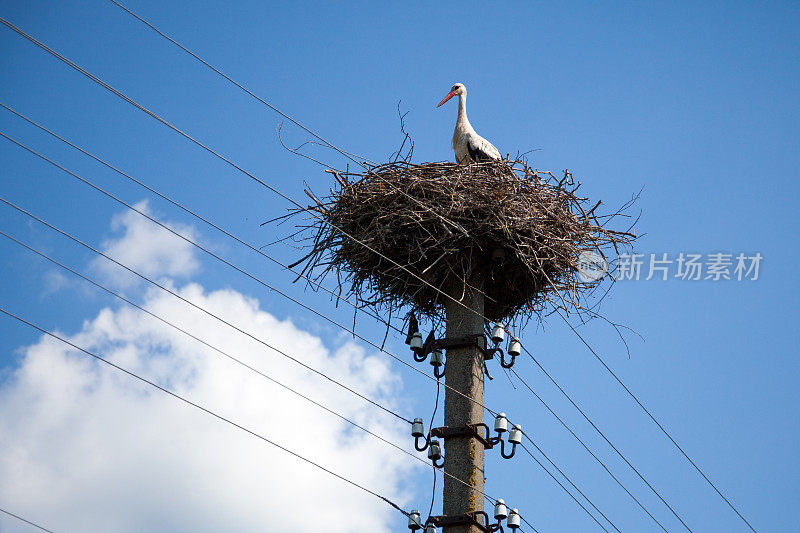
[0,227,508,510]
[510,367,670,532]
[519,443,609,533]
[0,210,541,526]
[426,379,441,523]
[1,11,655,532]
[0,55,682,533]
[0,19,703,498]
[0,305,412,520]
[556,309,757,532]
[0,104,526,520]
[0,107,597,528]
[0,507,54,533]
[0,130,554,522]
[518,342,691,531]
[0,23,666,533]
[520,431,623,533]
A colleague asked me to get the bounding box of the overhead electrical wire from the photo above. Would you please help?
[0,97,690,533]
[426,379,441,523]
[0,45,639,531]
[0,108,510,523]
[519,432,623,533]
[517,343,691,531]
[0,208,541,528]
[0,105,552,527]
[519,443,609,533]
[555,310,756,532]
[510,368,671,532]
[0,507,54,533]
[0,30,721,525]
[0,306,413,520]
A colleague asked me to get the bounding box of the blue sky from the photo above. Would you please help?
[1,1,798,532]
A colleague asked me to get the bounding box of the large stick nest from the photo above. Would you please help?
[291,160,636,324]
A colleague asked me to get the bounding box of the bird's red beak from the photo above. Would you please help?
[437,91,456,108]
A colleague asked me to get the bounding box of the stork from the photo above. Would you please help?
[437,82,502,164]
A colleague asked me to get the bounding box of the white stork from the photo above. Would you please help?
[437,82,502,164]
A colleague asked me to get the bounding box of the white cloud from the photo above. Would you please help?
[41,269,71,295]
[92,200,200,288]
[0,205,422,533]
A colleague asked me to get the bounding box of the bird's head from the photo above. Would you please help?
[437,83,466,108]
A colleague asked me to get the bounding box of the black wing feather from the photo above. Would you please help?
[467,139,494,162]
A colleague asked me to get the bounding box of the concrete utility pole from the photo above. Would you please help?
[442,277,485,533]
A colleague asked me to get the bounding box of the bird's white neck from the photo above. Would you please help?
[456,92,472,131]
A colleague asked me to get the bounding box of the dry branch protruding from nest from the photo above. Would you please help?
[292,160,636,323]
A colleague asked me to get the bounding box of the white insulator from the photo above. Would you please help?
[412,418,425,438]
[424,523,437,533]
[427,438,442,461]
[430,349,443,366]
[494,412,508,433]
[410,331,423,351]
[408,510,422,530]
[508,508,521,529]
[508,337,521,357]
[509,424,522,445]
[493,499,508,520]
[491,323,505,345]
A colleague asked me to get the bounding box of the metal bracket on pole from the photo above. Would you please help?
[428,511,491,533]
[425,333,493,360]
[430,423,495,450]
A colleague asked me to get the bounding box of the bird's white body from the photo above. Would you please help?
[439,83,501,164]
